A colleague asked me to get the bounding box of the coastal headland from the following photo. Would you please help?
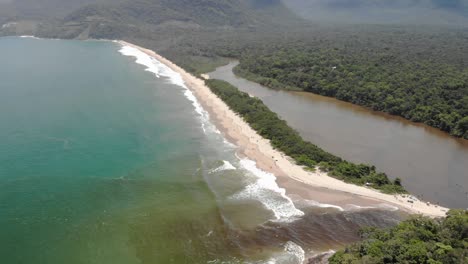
[118,40,449,218]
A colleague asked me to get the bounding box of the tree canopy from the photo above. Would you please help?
[233,28,468,139]
[329,210,468,264]
[206,79,405,193]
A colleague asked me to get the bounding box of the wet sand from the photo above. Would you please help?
[210,61,468,209]
[118,40,449,218]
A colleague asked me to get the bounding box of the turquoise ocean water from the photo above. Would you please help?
[0,37,307,264]
[0,37,401,264]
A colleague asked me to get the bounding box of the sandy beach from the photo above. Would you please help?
[119,40,449,218]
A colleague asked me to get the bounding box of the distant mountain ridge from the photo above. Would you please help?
[0,0,120,20]
[64,0,277,27]
[0,0,301,38]
[283,0,468,25]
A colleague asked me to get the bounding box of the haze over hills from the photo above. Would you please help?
[0,0,306,41]
[65,0,297,28]
[3,0,468,26]
[283,0,468,25]
[3,0,468,39]
[0,0,120,20]
[0,1,467,263]
[0,0,298,28]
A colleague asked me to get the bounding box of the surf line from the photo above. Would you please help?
[116,40,448,218]
[118,43,305,223]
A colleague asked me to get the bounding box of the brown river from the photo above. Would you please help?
[208,62,468,209]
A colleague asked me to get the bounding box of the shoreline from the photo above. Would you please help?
[118,40,449,218]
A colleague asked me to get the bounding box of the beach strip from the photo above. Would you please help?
[118,40,449,218]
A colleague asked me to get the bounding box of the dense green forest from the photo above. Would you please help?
[1,1,468,263]
[329,209,468,264]
[3,1,468,141]
[0,0,302,39]
[206,79,405,193]
[233,28,468,139]
[114,27,468,141]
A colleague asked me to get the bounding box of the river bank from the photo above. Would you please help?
[211,61,468,209]
[118,40,449,218]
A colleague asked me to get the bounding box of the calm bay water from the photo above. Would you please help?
[0,38,402,264]
[209,62,468,209]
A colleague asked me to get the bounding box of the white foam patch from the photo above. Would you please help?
[223,138,237,148]
[308,249,336,262]
[377,203,399,211]
[345,204,375,211]
[183,88,211,133]
[119,45,186,86]
[118,45,226,137]
[283,241,305,263]
[210,160,236,173]
[231,158,304,221]
[302,199,344,212]
[345,203,399,212]
[264,241,305,264]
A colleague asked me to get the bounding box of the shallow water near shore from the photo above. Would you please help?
[209,62,468,209]
[0,37,403,263]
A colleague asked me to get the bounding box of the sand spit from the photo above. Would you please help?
[118,40,449,218]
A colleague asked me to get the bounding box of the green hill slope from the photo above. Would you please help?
[0,0,302,38]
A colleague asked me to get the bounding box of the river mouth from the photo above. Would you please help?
[0,37,421,264]
[118,43,408,259]
[208,61,468,209]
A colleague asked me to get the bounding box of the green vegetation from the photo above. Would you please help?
[2,0,465,194]
[234,29,468,139]
[329,210,468,264]
[206,79,406,193]
[1,1,468,262]
[3,2,467,141]
[2,0,468,261]
[0,0,301,38]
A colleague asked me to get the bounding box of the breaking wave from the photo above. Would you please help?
[210,160,236,173]
[118,45,220,135]
[232,158,304,221]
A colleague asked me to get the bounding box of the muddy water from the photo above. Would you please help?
[209,62,468,209]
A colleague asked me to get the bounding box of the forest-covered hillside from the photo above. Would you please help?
[63,0,293,28]
[231,27,468,139]
[1,1,467,263]
[1,1,466,138]
[0,0,300,38]
[0,0,304,42]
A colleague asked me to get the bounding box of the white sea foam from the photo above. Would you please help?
[118,44,304,225]
[264,241,305,264]
[223,138,237,148]
[283,241,305,264]
[378,203,399,211]
[231,158,304,221]
[119,45,186,87]
[345,204,375,211]
[301,199,344,212]
[308,249,336,263]
[118,45,224,136]
[210,160,236,173]
[345,203,399,212]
